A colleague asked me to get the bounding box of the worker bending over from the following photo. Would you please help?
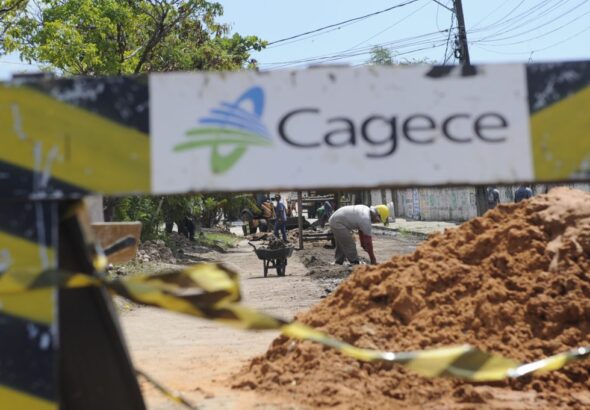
[328,204,389,265]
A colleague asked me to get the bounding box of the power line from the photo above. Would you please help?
[262,19,365,51]
[469,0,569,40]
[262,34,442,66]
[344,0,432,53]
[442,9,455,63]
[474,0,529,33]
[258,1,590,70]
[473,22,590,55]
[430,0,453,13]
[260,30,448,68]
[475,0,585,43]
[264,0,421,47]
[0,60,37,66]
[471,0,513,29]
[267,42,449,70]
[474,6,590,48]
[267,39,447,69]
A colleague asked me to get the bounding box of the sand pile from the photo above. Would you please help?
[236,188,590,409]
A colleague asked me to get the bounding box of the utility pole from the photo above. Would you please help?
[453,0,470,65]
[453,0,487,216]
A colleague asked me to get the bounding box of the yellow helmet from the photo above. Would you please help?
[374,204,390,226]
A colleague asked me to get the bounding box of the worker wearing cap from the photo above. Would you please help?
[328,204,389,265]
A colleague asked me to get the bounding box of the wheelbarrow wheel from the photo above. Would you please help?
[277,260,286,277]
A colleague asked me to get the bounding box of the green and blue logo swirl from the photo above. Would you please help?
[174,86,272,174]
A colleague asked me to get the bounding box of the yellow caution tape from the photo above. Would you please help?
[2,263,590,382]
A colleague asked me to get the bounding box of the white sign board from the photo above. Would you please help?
[150,65,532,193]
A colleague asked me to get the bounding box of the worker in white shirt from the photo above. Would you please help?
[328,204,389,265]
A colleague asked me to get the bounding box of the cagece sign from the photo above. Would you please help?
[150,65,532,193]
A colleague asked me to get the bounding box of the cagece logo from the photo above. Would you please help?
[174,86,271,174]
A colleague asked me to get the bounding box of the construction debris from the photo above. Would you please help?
[267,236,288,250]
[136,239,176,264]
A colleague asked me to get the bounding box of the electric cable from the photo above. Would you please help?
[263,0,421,48]
[265,39,449,70]
[475,0,586,44]
[260,30,449,68]
[442,10,455,64]
[471,16,590,56]
[469,0,572,41]
[344,0,432,53]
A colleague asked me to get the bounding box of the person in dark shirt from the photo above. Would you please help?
[486,186,501,209]
[183,215,196,241]
[514,185,533,203]
[317,200,334,228]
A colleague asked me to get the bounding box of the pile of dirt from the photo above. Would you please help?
[235,188,590,409]
[267,236,289,250]
[247,232,271,241]
[167,232,194,249]
[136,239,176,264]
[249,234,292,248]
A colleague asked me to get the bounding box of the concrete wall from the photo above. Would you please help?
[394,187,477,221]
[392,184,590,222]
[369,189,393,206]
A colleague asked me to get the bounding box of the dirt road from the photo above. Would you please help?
[120,234,421,409]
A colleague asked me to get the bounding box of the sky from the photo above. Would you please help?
[1,0,590,78]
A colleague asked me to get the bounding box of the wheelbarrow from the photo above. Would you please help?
[248,242,294,277]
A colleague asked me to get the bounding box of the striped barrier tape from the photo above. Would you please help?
[2,263,589,383]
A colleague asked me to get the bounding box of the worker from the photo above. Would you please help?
[486,186,501,209]
[317,200,333,228]
[273,194,288,242]
[328,204,389,265]
[514,185,533,203]
[287,199,297,217]
[259,197,275,232]
[182,215,196,241]
[240,209,258,236]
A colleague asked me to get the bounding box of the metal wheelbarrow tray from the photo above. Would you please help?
[249,242,294,277]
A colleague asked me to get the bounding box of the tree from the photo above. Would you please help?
[367,45,434,66]
[368,46,394,66]
[0,0,27,55]
[3,0,267,239]
[3,0,265,74]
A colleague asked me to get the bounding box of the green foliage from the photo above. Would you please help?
[113,195,161,241]
[367,45,434,66]
[4,1,267,239]
[199,196,225,228]
[161,194,200,228]
[368,46,394,66]
[220,194,259,222]
[197,231,239,250]
[185,193,260,229]
[0,0,27,55]
[4,0,266,74]
[112,193,260,240]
